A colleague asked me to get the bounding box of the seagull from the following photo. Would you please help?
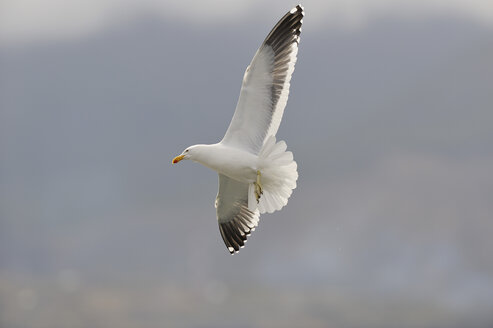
[172,5,304,254]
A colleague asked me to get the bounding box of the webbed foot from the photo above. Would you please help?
[254,170,263,203]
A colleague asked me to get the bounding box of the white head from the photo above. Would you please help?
[172,144,206,164]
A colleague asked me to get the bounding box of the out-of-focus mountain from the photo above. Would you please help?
[1,13,492,328]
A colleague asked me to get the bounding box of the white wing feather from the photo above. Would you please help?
[221,5,304,154]
[216,174,259,254]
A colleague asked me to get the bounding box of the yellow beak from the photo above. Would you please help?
[172,154,185,164]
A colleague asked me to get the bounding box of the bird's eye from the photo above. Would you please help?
[185,149,189,153]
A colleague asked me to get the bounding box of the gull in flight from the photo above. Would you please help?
[172,5,304,254]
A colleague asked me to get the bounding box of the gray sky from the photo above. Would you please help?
[2,0,493,44]
[1,1,493,327]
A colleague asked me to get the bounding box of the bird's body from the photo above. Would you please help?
[172,5,304,254]
[187,144,258,184]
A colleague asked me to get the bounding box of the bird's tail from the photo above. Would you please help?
[249,136,298,214]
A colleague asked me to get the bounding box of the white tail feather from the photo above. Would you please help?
[254,136,298,214]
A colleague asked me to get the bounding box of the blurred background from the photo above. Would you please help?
[1,0,493,327]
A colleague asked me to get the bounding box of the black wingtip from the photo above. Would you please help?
[263,4,304,49]
[219,221,248,255]
[293,4,304,15]
[290,5,304,19]
[218,205,259,255]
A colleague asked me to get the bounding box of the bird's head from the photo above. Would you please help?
[172,145,203,164]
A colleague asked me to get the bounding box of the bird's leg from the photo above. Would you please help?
[255,170,263,203]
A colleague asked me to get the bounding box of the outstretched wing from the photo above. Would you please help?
[216,174,260,254]
[221,5,304,154]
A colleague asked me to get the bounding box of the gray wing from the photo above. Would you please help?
[216,174,260,254]
[220,5,304,154]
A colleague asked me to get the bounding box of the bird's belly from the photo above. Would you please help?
[219,158,257,183]
[220,164,257,183]
[208,148,258,183]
